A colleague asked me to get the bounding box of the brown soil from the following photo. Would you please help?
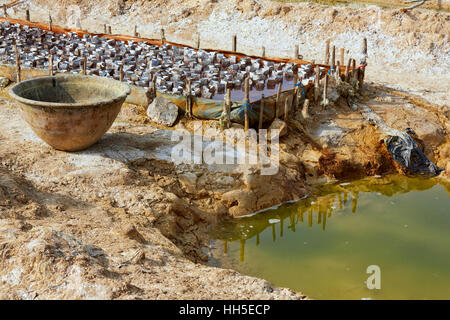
[0,0,448,299]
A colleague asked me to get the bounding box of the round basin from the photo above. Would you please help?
[9,75,131,151]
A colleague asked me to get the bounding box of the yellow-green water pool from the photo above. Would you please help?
[208,175,450,300]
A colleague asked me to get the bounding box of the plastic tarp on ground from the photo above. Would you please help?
[158,89,301,128]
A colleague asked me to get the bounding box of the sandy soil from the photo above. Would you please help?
[0,0,448,299]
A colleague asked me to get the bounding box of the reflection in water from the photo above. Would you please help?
[209,175,450,299]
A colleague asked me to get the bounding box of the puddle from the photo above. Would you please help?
[208,175,450,299]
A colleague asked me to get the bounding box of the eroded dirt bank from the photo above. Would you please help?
[0,0,448,299]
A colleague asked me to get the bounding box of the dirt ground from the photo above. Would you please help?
[0,0,448,299]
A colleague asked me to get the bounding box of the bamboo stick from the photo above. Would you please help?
[225,87,231,125]
[323,74,328,105]
[82,56,87,75]
[244,76,249,132]
[14,44,21,83]
[259,94,264,130]
[314,65,320,102]
[275,80,282,119]
[331,45,336,70]
[119,65,124,81]
[345,58,351,82]
[48,53,53,76]
[324,39,330,64]
[160,29,165,44]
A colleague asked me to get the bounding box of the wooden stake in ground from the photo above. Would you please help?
[134,25,138,37]
[26,9,30,22]
[119,65,124,81]
[82,56,87,75]
[345,58,351,82]
[314,65,320,102]
[322,74,329,105]
[48,14,52,32]
[324,39,330,65]
[336,60,341,82]
[340,48,344,66]
[232,35,237,52]
[359,37,368,86]
[225,87,231,125]
[185,79,192,119]
[331,45,336,71]
[244,77,250,132]
[259,94,265,130]
[262,46,265,58]
[196,34,200,49]
[160,29,166,45]
[275,80,283,119]
[108,25,112,35]
[351,58,356,80]
[294,45,299,60]
[104,24,107,34]
[14,44,21,83]
[48,53,53,76]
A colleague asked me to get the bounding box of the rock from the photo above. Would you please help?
[122,224,147,243]
[0,77,10,88]
[146,96,179,127]
[178,172,197,193]
[269,119,288,138]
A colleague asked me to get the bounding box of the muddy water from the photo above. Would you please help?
[208,175,450,299]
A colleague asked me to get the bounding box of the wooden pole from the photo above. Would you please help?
[345,58,351,82]
[244,77,249,132]
[232,35,237,52]
[48,53,53,76]
[324,39,330,65]
[14,44,21,83]
[259,94,264,130]
[48,14,52,32]
[262,46,265,58]
[360,37,367,86]
[26,9,30,22]
[294,44,299,60]
[351,58,356,80]
[275,80,282,119]
[119,65,124,81]
[134,25,138,37]
[331,45,336,71]
[82,56,87,75]
[160,29,165,45]
[314,65,320,102]
[340,48,345,66]
[323,74,329,105]
[196,34,200,49]
[108,25,112,35]
[225,88,231,125]
[104,24,107,34]
[186,78,192,119]
[3,5,7,17]
[336,60,341,82]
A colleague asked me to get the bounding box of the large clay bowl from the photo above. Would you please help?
[9,75,131,151]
